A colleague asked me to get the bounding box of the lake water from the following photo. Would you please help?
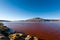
[3,22,60,40]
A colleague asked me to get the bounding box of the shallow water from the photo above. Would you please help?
[3,22,60,40]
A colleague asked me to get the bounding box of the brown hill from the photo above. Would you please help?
[13,17,60,22]
[25,17,44,22]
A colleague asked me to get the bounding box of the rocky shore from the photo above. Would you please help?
[0,23,42,40]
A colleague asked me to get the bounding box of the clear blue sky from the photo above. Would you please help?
[0,0,60,21]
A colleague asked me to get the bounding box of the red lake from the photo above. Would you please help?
[3,22,60,40]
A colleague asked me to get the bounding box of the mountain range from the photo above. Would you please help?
[13,17,60,22]
[0,17,60,22]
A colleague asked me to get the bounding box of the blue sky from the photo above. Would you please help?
[0,0,60,21]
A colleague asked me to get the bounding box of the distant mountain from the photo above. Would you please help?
[15,17,60,22]
[0,20,11,22]
[25,17,44,22]
[14,17,45,22]
[0,18,59,22]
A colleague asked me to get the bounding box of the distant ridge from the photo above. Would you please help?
[15,17,60,22]
[0,20,11,22]
[3,17,59,22]
[25,17,44,22]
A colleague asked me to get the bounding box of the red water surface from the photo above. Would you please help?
[4,22,60,40]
